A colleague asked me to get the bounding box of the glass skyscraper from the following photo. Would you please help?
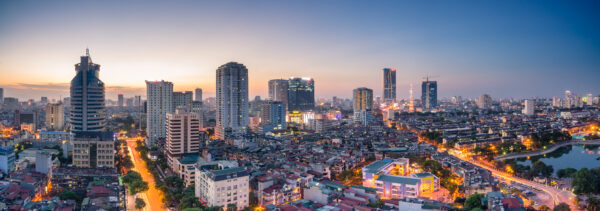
[70,49,106,132]
[287,77,314,111]
[421,80,437,109]
[383,68,396,103]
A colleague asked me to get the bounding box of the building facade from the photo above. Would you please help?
[146,80,174,145]
[45,103,65,131]
[173,91,193,110]
[215,62,249,140]
[523,99,534,116]
[260,101,287,133]
[352,87,373,112]
[421,80,437,109]
[166,109,200,171]
[268,79,289,107]
[72,132,114,168]
[70,49,106,132]
[195,88,203,102]
[195,164,249,209]
[287,77,314,111]
[383,68,396,103]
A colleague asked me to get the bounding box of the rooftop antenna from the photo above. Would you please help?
[86,47,90,57]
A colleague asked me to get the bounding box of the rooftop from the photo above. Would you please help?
[376,175,420,185]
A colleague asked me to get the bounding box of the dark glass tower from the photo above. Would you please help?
[383,68,396,103]
[70,49,106,132]
[287,77,314,111]
[421,80,437,109]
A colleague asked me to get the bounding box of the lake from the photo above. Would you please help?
[515,145,600,175]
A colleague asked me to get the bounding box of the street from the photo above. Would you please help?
[449,150,578,210]
[126,138,166,211]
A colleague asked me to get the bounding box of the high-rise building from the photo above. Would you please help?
[421,80,437,110]
[0,87,3,105]
[195,88,203,102]
[383,68,396,103]
[146,80,174,145]
[166,109,200,171]
[586,93,593,106]
[0,146,15,173]
[287,77,314,111]
[134,96,142,107]
[173,91,193,110]
[70,49,106,132]
[126,97,134,107]
[118,94,124,109]
[352,87,373,112]
[215,62,249,139]
[191,101,204,129]
[268,79,289,107]
[477,94,492,109]
[45,103,65,131]
[40,97,48,104]
[3,97,19,111]
[522,99,534,116]
[260,101,287,133]
[552,96,561,108]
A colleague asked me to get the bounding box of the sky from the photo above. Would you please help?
[0,0,599,101]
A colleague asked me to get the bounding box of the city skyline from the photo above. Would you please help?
[1,1,600,101]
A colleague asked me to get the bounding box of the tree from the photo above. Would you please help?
[123,170,142,184]
[464,193,485,210]
[135,198,146,210]
[129,180,149,194]
[226,203,237,211]
[538,205,551,210]
[59,190,81,202]
[553,203,570,211]
[586,197,600,211]
[572,168,599,195]
[556,168,577,178]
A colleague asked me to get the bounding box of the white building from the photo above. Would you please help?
[146,80,173,146]
[522,99,534,116]
[35,151,52,175]
[354,110,373,126]
[215,62,249,140]
[166,109,200,172]
[195,162,249,210]
[45,103,64,131]
[0,146,15,174]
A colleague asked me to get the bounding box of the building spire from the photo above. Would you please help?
[86,47,90,57]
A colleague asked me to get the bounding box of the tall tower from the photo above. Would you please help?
[195,88,203,102]
[383,68,396,103]
[268,79,289,107]
[146,80,174,145]
[352,87,373,113]
[216,62,249,140]
[421,78,438,110]
[260,101,287,133]
[45,103,65,131]
[70,49,106,132]
[166,109,200,170]
[118,94,124,109]
[287,77,315,111]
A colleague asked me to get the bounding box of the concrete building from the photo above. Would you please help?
[477,94,492,109]
[35,151,53,175]
[421,79,438,110]
[352,87,373,112]
[45,103,64,131]
[146,80,174,145]
[195,88,203,102]
[383,68,396,103]
[166,109,200,172]
[0,146,15,173]
[215,62,249,140]
[268,79,289,107]
[3,97,19,111]
[353,109,373,126]
[195,162,249,210]
[522,99,534,116]
[70,49,106,132]
[72,131,115,168]
[287,77,315,111]
[259,101,286,133]
[117,94,124,109]
[173,91,193,110]
[0,87,3,105]
[361,158,438,199]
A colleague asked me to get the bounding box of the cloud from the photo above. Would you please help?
[12,83,70,91]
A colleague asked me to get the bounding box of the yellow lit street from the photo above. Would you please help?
[127,138,166,211]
